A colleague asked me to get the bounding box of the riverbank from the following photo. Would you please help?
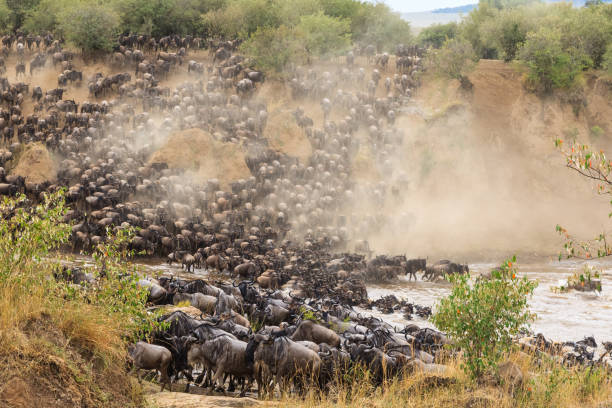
[143,350,611,408]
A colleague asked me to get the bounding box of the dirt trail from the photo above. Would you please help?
[147,392,265,408]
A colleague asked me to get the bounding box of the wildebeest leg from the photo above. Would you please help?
[212,365,226,393]
[195,369,205,385]
[159,369,168,392]
[183,370,194,392]
[239,377,251,397]
[226,373,235,392]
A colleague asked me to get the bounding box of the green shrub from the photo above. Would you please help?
[432,257,537,380]
[59,3,120,54]
[22,0,67,35]
[459,3,499,59]
[519,27,589,93]
[0,0,11,33]
[296,12,350,59]
[241,25,305,74]
[117,0,208,37]
[590,125,604,139]
[480,7,534,61]
[6,0,39,29]
[418,22,458,49]
[358,3,412,52]
[555,5,612,69]
[604,47,612,74]
[427,38,478,82]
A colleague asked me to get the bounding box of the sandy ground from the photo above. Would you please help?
[147,392,265,408]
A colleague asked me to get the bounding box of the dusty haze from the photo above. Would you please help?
[351,60,612,260]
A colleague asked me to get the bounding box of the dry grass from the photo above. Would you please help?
[0,260,144,408]
[278,352,612,408]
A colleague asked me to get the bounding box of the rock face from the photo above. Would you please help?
[149,128,250,189]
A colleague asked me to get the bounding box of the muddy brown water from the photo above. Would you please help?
[64,255,612,343]
[363,258,612,343]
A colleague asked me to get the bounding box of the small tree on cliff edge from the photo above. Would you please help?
[59,4,119,58]
[432,257,537,380]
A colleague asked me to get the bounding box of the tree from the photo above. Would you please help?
[432,257,537,380]
[59,4,120,55]
[557,6,612,69]
[479,8,534,61]
[519,27,589,93]
[6,0,39,29]
[241,25,305,74]
[427,38,478,88]
[203,0,281,39]
[22,0,71,35]
[116,0,206,37]
[0,0,11,33]
[418,22,458,49]
[359,3,412,52]
[460,3,499,59]
[296,12,351,59]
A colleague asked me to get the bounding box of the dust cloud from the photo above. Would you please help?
[348,101,611,261]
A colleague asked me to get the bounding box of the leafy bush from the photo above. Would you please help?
[117,0,208,37]
[418,22,458,49]
[604,47,612,74]
[519,27,589,93]
[296,12,351,59]
[358,3,412,52]
[432,257,537,379]
[427,38,478,83]
[0,192,71,328]
[22,0,66,35]
[0,0,11,33]
[6,0,39,29]
[59,3,120,54]
[459,3,500,59]
[241,25,304,74]
[554,4,612,69]
[480,7,534,61]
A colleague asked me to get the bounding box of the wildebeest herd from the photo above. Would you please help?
[0,31,605,398]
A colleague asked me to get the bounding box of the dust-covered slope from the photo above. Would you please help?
[362,60,612,259]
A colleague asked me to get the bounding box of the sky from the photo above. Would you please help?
[381,0,473,13]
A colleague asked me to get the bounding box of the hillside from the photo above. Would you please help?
[364,60,612,259]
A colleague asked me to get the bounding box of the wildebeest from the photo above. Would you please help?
[128,341,173,391]
[246,334,321,397]
[291,319,341,347]
[187,335,253,395]
[405,258,426,281]
[423,260,469,281]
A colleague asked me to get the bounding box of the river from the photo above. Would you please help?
[364,258,612,343]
